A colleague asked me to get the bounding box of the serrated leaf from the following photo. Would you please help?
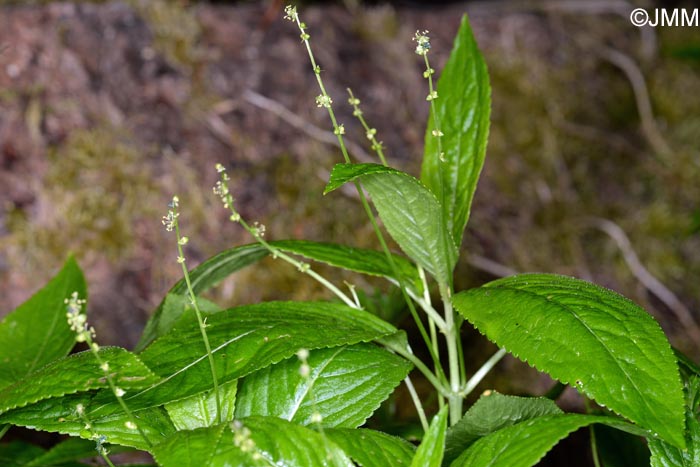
[453,274,686,448]
[235,343,412,428]
[137,241,418,351]
[0,257,86,390]
[273,240,423,294]
[421,14,490,247]
[325,163,457,283]
[165,379,238,430]
[450,414,647,467]
[325,428,416,467]
[444,391,562,466]
[0,390,176,451]
[137,244,268,351]
[152,417,354,467]
[412,406,448,467]
[0,347,160,415]
[648,376,700,466]
[132,301,397,409]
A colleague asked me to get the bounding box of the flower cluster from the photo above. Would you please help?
[65,292,94,343]
[413,30,431,56]
[232,420,263,461]
[161,196,180,232]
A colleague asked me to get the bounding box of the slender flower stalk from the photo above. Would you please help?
[347,88,388,166]
[75,404,117,467]
[65,293,152,448]
[283,7,447,398]
[163,196,223,424]
[213,164,357,309]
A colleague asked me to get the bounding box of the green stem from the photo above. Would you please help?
[174,220,222,425]
[86,344,152,448]
[347,88,388,166]
[382,338,450,398]
[404,375,429,433]
[0,424,9,441]
[462,348,507,397]
[439,282,462,426]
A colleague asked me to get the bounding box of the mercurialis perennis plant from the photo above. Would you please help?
[0,5,696,467]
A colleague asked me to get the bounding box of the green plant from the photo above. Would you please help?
[0,6,698,466]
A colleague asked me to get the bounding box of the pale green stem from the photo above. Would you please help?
[84,342,152,448]
[404,375,429,433]
[381,338,450,398]
[290,11,446,386]
[418,266,442,383]
[75,411,116,467]
[174,218,222,425]
[439,282,462,426]
[234,215,358,309]
[0,425,9,441]
[461,348,507,397]
[347,88,388,166]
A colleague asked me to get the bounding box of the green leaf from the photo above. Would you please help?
[0,347,160,415]
[235,343,412,427]
[137,240,418,352]
[137,244,268,351]
[0,390,176,451]
[0,257,86,390]
[453,274,686,448]
[450,414,648,467]
[273,240,422,294]
[133,301,398,409]
[421,14,491,247]
[165,379,238,430]
[444,391,562,466]
[648,376,700,466]
[152,417,354,467]
[325,428,416,467]
[326,163,457,283]
[412,406,448,467]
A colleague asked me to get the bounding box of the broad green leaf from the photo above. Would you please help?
[273,239,422,294]
[450,414,647,467]
[0,347,160,415]
[165,379,238,430]
[133,301,397,409]
[444,391,562,465]
[326,163,457,283]
[235,343,412,427]
[152,417,354,467]
[0,390,176,451]
[421,14,491,247]
[137,241,418,351]
[0,257,86,390]
[648,376,700,466]
[453,274,686,448]
[411,406,448,467]
[325,428,416,467]
[137,244,268,351]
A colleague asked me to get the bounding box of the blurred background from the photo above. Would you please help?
[0,0,698,462]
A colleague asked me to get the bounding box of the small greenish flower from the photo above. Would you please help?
[334,124,345,136]
[315,94,333,108]
[413,30,431,56]
[426,90,438,101]
[432,129,444,137]
[311,412,323,424]
[366,128,377,140]
[176,255,186,264]
[283,5,297,21]
[178,236,189,246]
[115,387,126,397]
[124,421,137,430]
[348,96,360,106]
